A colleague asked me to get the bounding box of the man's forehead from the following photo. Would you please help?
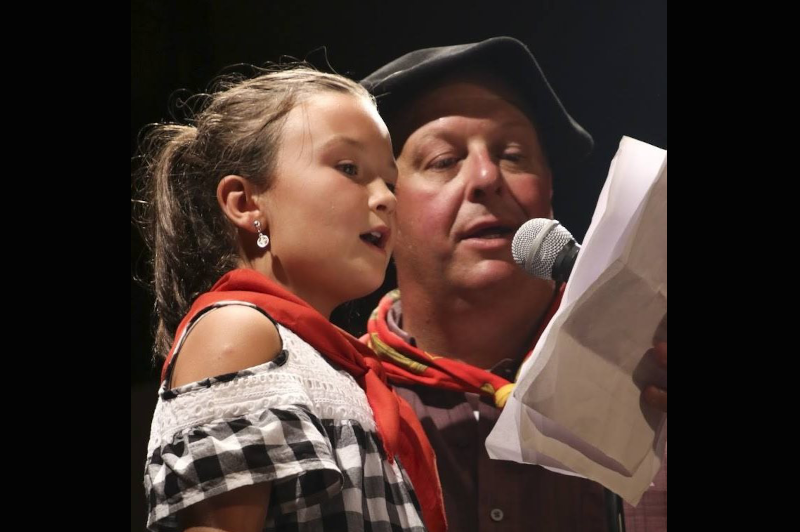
[391,74,536,148]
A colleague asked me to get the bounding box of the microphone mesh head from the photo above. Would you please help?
[512,219,574,279]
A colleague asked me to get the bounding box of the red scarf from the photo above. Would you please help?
[363,286,564,408]
[161,269,446,532]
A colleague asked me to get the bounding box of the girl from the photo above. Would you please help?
[137,67,445,532]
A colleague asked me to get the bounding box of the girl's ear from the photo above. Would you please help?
[217,175,266,233]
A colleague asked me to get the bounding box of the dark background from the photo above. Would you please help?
[131,1,666,528]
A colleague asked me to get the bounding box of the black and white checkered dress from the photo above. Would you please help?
[144,302,427,531]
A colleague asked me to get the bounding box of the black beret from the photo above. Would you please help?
[361,36,594,168]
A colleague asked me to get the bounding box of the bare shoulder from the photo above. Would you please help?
[170,305,283,388]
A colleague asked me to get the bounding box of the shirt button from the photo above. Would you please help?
[490,508,504,522]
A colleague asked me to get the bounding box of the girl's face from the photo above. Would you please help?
[261,92,397,317]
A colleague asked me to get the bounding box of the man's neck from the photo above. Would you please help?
[398,274,555,369]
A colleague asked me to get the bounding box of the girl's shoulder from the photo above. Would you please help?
[169,304,283,389]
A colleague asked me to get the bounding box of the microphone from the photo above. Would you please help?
[512,219,580,283]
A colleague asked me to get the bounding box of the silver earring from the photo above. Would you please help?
[254,220,270,249]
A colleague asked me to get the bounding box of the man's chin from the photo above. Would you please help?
[449,260,537,291]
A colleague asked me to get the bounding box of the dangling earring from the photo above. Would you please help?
[254,220,270,249]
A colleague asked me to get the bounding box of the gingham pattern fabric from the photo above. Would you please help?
[144,303,427,531]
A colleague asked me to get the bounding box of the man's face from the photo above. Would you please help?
[392,78,553,294]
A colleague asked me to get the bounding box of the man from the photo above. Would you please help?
[360,37,667,532]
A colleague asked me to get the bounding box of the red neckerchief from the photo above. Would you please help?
[362,285,564,408]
